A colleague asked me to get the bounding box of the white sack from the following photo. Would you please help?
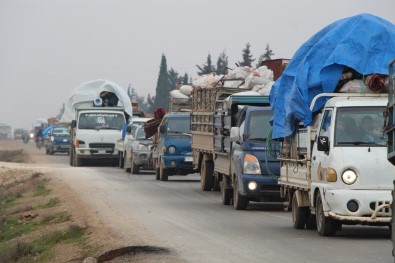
[179,85,193,96]
[338,79,368,93]
[170,90,190,103]
[192,73,223,89]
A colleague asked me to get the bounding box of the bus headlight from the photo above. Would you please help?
[342,169,357,185]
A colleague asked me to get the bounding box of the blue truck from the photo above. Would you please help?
[152,111,195,181]
[191,87,282,210]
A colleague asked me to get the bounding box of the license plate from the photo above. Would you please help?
[98,150,106,154]
[184,156,193,162]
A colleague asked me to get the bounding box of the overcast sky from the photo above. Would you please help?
[0,0,394,130]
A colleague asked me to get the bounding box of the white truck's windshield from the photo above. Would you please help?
[78,112,125,130]
[334,106,387,146]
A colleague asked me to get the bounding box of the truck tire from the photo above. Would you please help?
[316,193,336,236]
[159,161,168,181]
[232,179,249,210]
[74,154,82,167]
[155,167,160,180]
[200,160,214,191]
[292,191,308,229]
[221,175,232,205]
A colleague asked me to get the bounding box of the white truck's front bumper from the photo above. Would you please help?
[324,189,391,224]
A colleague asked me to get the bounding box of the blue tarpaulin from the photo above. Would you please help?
[270,13,395,139]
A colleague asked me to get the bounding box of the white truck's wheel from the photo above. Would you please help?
[292,191,308,229]
[316,193,336,236]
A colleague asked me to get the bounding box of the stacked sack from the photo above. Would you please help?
[191,66,275,96]
[169,84,193,104]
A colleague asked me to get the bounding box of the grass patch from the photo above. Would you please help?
[0,216,38,242]
[0,225,85,263]
[41,211,71,224]
[34,183,51,196]
[0,150,25,163]
[0,192,22,210]
[37,198,60,209]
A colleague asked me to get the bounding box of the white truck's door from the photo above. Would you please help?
[310,109,333,206]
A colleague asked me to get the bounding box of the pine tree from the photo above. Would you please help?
[216,50,229,75]
[153,54,171,110]
[182,73,189,84]
[146,93,155,113]
[196,54,216,75]
[256,43,275,68]
[238,43,255,67]
[168,68,180,91]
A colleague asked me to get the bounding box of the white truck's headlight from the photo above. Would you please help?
[243,154,261,174]
[168,146,176,153]
[342,169,357,185]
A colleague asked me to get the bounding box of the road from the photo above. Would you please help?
[12,140,394,263]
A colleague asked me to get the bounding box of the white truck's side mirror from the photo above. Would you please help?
[230,127,241,142]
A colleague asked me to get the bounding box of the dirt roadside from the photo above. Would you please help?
[0,140,184,263]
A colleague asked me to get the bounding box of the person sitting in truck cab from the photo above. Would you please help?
[362,119,386,144]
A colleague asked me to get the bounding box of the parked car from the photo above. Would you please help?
[123,125,153,174]
[45,127,71,155]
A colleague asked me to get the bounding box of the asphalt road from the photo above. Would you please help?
[16,140,394,263]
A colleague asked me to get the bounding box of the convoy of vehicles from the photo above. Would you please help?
[7,15,395,259]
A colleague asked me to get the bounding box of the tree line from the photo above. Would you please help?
[128,42,275,113]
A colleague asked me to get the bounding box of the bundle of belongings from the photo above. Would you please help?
[191,65,275,95]
[144,108,166,139]
[269,13,395,140]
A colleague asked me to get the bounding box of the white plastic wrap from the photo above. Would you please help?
[60,79,133,123]
[192,73,223,89]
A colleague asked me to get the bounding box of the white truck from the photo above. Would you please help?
[281,92,395,236]
[60,79,133,167]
